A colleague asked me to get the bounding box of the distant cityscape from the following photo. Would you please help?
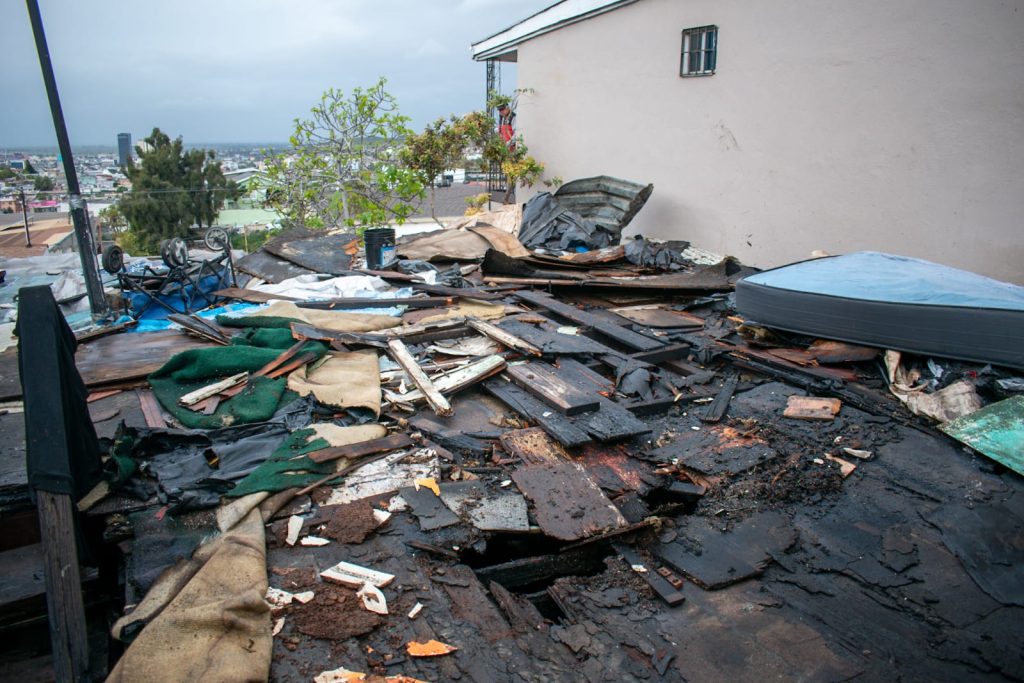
[0,134,294,258]
[1,136,287,204]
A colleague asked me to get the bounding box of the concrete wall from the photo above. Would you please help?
[513,0,1024,284]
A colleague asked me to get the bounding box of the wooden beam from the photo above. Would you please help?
[514,290,663,352]
[36,490,89,681]
[387,339,452,417]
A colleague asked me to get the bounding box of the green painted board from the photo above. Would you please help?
[941,396,1024,475]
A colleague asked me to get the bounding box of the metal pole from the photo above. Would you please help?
[25,0,110,319]
[19,188,32,247]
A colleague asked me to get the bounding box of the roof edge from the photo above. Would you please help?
[471,0,639,61]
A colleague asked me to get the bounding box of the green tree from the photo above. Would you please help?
[121,128,233,253]
[402,116,466,221]
[0,167,15,180]
[23,159,37,174]
[265,77,424,232]
[98,204,127,232]
[33,175,53,192]
[461,93,551,204]
[184,148,240,229]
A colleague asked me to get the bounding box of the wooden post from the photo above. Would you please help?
[37,490,89,682]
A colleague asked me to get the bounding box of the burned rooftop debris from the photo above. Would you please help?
[1,183,1022,683]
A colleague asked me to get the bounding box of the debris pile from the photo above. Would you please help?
[2,183,1022,681]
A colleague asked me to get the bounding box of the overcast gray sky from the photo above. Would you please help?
[1,0,551,148]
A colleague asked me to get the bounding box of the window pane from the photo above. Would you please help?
[706,30,717,71]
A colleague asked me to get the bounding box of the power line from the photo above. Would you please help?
[1,187,248,198]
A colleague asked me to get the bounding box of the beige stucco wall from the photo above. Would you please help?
[512,0,1024,284]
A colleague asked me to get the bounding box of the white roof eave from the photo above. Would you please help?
[471,0,639,61]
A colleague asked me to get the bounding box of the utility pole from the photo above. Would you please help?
[19,188,32,247]
[25,0,110,320]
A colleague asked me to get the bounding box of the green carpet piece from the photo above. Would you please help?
[228,428,335,497]
[148,335,326,429]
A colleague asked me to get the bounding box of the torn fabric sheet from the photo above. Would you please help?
[250,274,389,299]
[416,299,506,324]
[107,506,272,683]
[885,350,983,422]
[288,349,382,414]
[234,301,402,332]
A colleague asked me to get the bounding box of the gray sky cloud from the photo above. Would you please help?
[1,0,549,147]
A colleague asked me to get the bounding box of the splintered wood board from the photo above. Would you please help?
[505,361,600,415]
[783,396,842,420]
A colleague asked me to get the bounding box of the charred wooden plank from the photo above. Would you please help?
[290,322,388,349]
[483,378,592,448]
[435,566,513,642]
[549,359,651,441]
[489,581,548,633]
[407,283,505,300]
[699,373,739,423]
[630,342,692,365]
[610,306,705,329]
[514,290,664,352]
[474,549,609,591]
[166,313,232,345]
[497,318,615,355]
[505,361,600,415]
[409,416,492,456]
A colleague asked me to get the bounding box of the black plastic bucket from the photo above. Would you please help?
[364,228,396,270]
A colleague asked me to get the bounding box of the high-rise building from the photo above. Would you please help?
[117,133,131,167]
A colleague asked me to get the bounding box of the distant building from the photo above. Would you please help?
[117,132,131,167]
[30,200,59,213]
[0,197,23,213]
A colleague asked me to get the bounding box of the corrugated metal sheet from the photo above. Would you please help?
[553,175,653,235]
